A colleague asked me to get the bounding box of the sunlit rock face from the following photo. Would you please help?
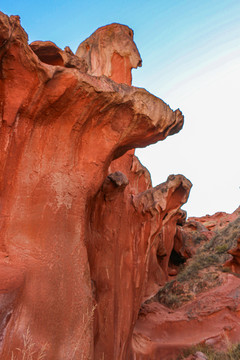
[157,209,188,282]
[30,40,88,71]
[76,23,142,85]
[89,163,191,359]
[0,11,190,360]
[75,20,191,360]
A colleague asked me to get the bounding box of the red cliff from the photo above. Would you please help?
[0,13,191,360]
[1,12,239,360]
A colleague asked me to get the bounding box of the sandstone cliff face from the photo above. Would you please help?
[1,12,239,360]
[0,12,191,360]
[89,166,191,359]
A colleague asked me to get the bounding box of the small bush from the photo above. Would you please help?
[192,232,208,245]
[178,342,240,360]
[177,253,219,283]
[162,293,180,307]
[156,216,240,309]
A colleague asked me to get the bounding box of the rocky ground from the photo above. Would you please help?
[133,208,240,359]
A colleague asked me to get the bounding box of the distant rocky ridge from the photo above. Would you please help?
[0,11,239,360]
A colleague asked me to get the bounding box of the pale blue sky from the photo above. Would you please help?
[2,1,240,216]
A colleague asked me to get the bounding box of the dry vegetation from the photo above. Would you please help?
[156,216,240,309]
[178,216,240,282]
[11,327,47,360]
[178,343,240,360]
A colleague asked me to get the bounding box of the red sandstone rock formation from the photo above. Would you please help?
[0,12,191,360]
[89,160,191,359]
[133,273,240,360]
[175,218,210,259]
[30,41,88,71]
[76,23,142,85]
[179,207,240,257]
[169,208,240,265]
[158,209,187,281]
[224,236,240,273]
[189,207,240,232]
[2,11,239,360]
[132,210,240,360]
[75,22,192,359]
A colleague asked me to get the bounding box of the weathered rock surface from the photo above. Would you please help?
[224,236,240,273]
[133,210,240,359]
[189,207,240,232]
[165,207,240,268]
[76,21,192,360]
[157,209,188,281]
[76,23,142,85]
[30,41,88,71]
[133,273,240,360]
[179,207,240,258]
[3,11,238,360]
[0,12,190,360]
[89,156,191,359]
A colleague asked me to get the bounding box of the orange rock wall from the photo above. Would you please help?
[80,23,192,359]
[3,11,238,360]
[89,156,191,359]
[0,13,190,360]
